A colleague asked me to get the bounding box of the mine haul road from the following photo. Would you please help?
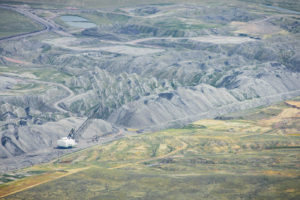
[0,5,70,42]
[1,73,74,113]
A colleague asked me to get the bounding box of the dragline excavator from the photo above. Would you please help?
[57,104,101,148]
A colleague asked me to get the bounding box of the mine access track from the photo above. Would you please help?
[0,5,69,41]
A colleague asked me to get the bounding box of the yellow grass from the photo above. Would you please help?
[263,170,300,178]
[285,101,300,108]
[258,105,300,127]
[0,167,89,198]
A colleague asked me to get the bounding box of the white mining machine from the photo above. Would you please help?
[57,105,100,148]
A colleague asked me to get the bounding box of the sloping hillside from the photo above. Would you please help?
[1,98,299,199]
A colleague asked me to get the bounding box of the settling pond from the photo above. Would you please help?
[60,15,96,28]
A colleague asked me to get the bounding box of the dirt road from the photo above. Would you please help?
[0,72,74,113]
[0,5,70,42]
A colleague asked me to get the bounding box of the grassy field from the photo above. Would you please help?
[0,8,43,38]
[0,0,222,9]
[1,99,300,199]
[54,12,131,30]
[2,0,299,12]
[0,65,72,84]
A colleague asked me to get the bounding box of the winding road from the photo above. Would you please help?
[51,82,75,113]
[0,5,70,42]
[0,5,74,111]
[0,72,74,113]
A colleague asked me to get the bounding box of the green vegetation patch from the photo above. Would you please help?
[0,0,215,9]
[0,65,72,84]
[182,124,207,129]
[4,167,300,200]
[32,69,72,84]
[154,19,219,30]
[26,170,48,175]
[0,8,43,38]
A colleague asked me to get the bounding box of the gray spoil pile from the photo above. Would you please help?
[0,117,85,159]
[108,62,300,129]
[0,117,117,173]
